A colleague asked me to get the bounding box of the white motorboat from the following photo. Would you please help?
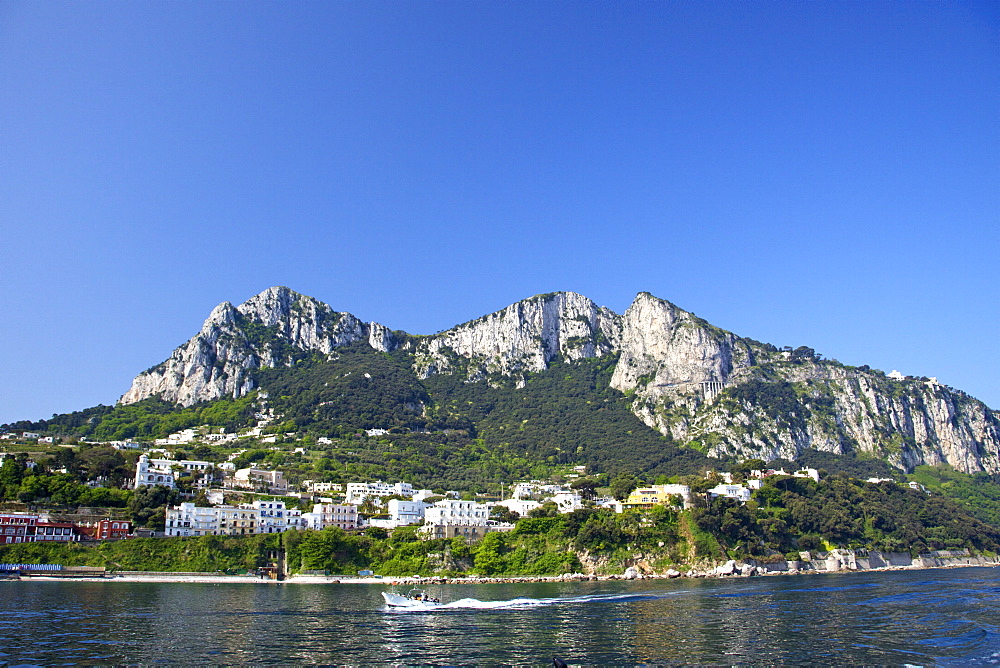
[381,588,442,608]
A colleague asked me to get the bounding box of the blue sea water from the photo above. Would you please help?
[1,566,999,665]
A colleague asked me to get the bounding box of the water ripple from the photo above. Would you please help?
[1,567,999,664]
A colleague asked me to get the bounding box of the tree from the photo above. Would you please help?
[472,531,509,575]
[730,458,766,484]
[0,458,25,499]
[791,346,819,362]
[129,485,175,527]
[687,473,720,508]
[527,502,559,518]
[570,478,598,500]
[78,447,128,484]
[490,506,519,524]
[299,527,364,572]
[17,475,48,502]
[609,473,640,501]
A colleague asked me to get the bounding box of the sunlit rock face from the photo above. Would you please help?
[119,286,391,406]
[119,287,1000,473]
[411,291,621,380]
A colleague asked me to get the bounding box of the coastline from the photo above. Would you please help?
[9,555,996,585]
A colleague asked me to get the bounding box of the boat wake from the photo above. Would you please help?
[386,591,670,612]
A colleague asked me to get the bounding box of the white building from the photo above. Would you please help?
[368,499,429,529]
[421,499,492,539]
[252,499,304,533]
[165,503,224,536]
[231,468,288,494]
[303,481,343,494]
[345,481,414,505]
[750,468,820,483]
[510,481,565,500]
[596,497,624,513]
[109,441,143,450]
[708,484,752,504]
[153,428,199,446]
[411,489,437,502]
[165,502,261,537]
[302,503,359,531]
[165,501,304,537]
[423,499,489,525]
[134,454,214,489]
[496,498,541,517]
[548,491,583,514]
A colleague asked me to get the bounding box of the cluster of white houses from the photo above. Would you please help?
[165,500,302,537]
[135,454,289,494]
[143,453,826,541]
[163,494,512,540]
[620,468,821,510]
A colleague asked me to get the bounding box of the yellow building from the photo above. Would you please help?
[622,484,690,510]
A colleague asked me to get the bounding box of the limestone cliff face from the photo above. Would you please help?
[119,286,1000,473]
[610,292,756,398]
[411,292,620,382]
[119,287,395,406]
[647,361,1000,474]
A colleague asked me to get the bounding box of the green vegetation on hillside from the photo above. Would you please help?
[3,474,993,576]
[768,450,901,481]
[0,533,281,573]
[4,396,256,441]
[722,474,999,556]
[424,355,719,478]
[256,344,432,433]
[909,465,1000,526]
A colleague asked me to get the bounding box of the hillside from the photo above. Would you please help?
[7,287,1000,478]
[2,473,997,576]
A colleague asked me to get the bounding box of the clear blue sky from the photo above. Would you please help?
[2,1,998,423]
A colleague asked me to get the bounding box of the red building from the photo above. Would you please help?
[93,519,132,540]
[0,513,82,542]
[0,513,37,544]
[32,521,79,542]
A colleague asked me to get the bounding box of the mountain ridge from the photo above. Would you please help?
[117,286,1000,474]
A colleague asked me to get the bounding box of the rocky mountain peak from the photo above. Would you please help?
[119,287,391,406]
[611,292,753,392]
[411,291,621,380]
[115,287,1000,475]
[202,301,238,330]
